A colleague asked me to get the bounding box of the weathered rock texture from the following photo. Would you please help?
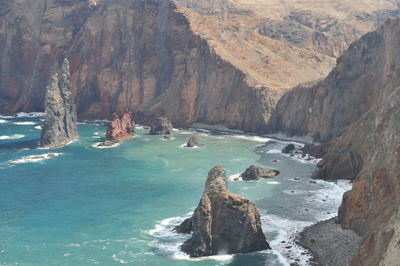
[149,117,173,135]
[174,165,270,257]
[40,58,78,149]
[267,18,400,265]
[240,165,279,181]
[0,0,398,132]
[105,111,135,142]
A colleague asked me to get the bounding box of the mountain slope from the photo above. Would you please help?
[267,18,400,265]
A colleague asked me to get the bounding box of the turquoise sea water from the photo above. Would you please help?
[0,114,350,266]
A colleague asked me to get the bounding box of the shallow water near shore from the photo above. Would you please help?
[0,114,350,265]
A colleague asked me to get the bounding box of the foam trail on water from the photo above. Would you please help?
[229,135,271,143]
[13,121,36,125]
[0,119,8,123]
[9,153,63,164]
[92,142,120,149]
[0,134,25,140]
[15,112,45,118]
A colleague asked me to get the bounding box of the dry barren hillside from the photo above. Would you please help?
[174,0,399,91]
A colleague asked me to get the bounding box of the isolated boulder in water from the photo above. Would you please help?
[149,117,173,135]
[40,58,79,148]
[282,143,296,154]
[186,136,204,147]
[175,165,270,257]
[240,165,280,181]
[106,111,135,142]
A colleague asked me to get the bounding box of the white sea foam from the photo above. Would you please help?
[94,132,105,136]
[0,134,25,140]
[228,173,242,181]
[9,153,63,164]
[15,112,45,118]
[112,254,128,264]
[267,181,280,185]
[261,213,313,266]
[179,143,199,149]
[13,121,36,125]
[230,135,271,143]
[0,119,8,123]
[92,142,120,149]
[34,125,42,130]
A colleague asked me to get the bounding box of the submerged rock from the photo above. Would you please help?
[40,58,78,149]
[149,117,173,135]
[240,165,280,181]
[186,136,204,148]
[174,165,270,257]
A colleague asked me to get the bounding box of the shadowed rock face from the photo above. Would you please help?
[149,117,173,135]
[105,111,135,142]
[40,58,78,149]
[174,165,270,257]
[267,18,400,265]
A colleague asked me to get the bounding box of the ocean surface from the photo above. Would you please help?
[0,113,351,266]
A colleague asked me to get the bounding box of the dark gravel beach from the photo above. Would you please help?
[297,218,362,266]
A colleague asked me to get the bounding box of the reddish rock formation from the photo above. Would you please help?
[0,0,397,133]
[105,111,135,142]
[267,18,400,265]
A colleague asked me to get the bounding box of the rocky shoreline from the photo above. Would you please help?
[297,218,362,266]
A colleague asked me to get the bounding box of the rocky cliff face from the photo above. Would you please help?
[267,18,400,265]
[0,0,398,132]
[40,58,78,148]
[174,165,269,257]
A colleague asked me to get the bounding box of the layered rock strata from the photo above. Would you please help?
[40,58,78,149]
[174,165,270,257]
[267,18,400,265]
[0,0,398,133]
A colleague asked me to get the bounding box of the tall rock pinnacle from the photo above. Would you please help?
[40,58,79,149]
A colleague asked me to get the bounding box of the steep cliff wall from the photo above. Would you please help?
[1,0,398,132]
[268,18,400,265]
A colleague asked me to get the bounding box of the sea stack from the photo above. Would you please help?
[186,136,204,148]
[174,165,270,257]
[149,117,173,135]
[40,58,78,149]
[100,111,135,146]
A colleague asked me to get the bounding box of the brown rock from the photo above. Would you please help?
[175,165,270,257]
[267,18,400,265]
[105,111,135,142]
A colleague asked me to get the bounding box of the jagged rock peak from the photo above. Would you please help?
[174,165,270,257]
[105,111,135,142]
[40,58,79,149]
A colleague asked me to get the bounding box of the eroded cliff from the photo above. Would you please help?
[267,18,400,265]
[0,0,398,132]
